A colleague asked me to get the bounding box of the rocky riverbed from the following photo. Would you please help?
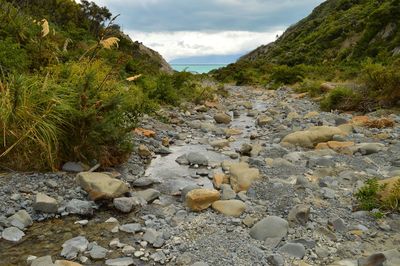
[1,86,400,266]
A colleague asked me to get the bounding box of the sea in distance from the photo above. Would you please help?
[171,64,227,74]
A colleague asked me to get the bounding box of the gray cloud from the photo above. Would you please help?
[92,0,325,32]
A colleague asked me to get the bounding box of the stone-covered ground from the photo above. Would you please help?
[1,86,400,266]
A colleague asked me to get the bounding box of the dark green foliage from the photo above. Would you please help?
[270,65,304,85]
[355,178,400,214]
[320,87,360,111]
[355,178,382,211]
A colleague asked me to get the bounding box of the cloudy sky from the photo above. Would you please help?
[91,0,324,63]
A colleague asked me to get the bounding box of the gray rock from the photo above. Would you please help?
[278,243,306,258]
[176,154,189,165]
[267,254,285,266]
[150,251,167,263]
[31,255,54,266]
[214,113,231,124]
[105,257,134,266]
[89,243,108,259]
[33,193,58,213]
[250,216,289,240]
[288,204,310,225]
[220,184,236,200]
[113,197,135,213]
[329,217,347,233]
[7,210,32,230]
[1,226,25,242]
[135,188,160,202]
[186,152,208,166]
[65,199,93,215]
[61,236,89,260]
[119,223,141,233]
[62,162,85,172]
[142,228,162,244]
[321,187,335,199]
[132,176,156,187]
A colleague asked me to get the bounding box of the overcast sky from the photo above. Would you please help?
[91,0,324,62]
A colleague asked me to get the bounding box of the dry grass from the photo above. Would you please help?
[100,37,119,49]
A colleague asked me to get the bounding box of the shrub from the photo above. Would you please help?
[270,65,304,85]
[296,79,325,97]
[0,75,68,171]
[360,60,400,107]
[355,178,400,214]
[0,60,147,171]
[320,86,360,111]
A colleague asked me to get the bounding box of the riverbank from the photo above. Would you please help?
[1,85,400,265]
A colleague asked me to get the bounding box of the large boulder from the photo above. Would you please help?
[7,210,32,230]
[212,200,246,217]
[229,162,260,192]
[281,126,347,148]
[185,189,220,211]
[76,172,129,201]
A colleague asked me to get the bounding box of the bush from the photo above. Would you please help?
[270,65,304,85]
[320,86,361,111]
[295,79,325,97]
[0,60,147,171]
[355,178,400,214]
[360,60,400,107]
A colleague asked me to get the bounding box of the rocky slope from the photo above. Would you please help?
[239,0,400,66]
[1,86,400,265]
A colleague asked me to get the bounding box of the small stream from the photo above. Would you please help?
[0,90,268,265]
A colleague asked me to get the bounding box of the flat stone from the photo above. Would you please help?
[281,126,347,148]
[89,244,108,259]
[186,152,208,166]
[185,188,220,211]
[61,236,89,260]
[76,172,129,200]
[1,226,25,242]
[62,162,87,173]
[212,200,246,217]
[7,210,32,230]
[31,256,54,266]
[229,162,260,192]
[220,184,236,200]
[214,113,231,124]
[119,223,141,233]
[65,199,93,216]
[105,257,134,266]
[34,193,58,213]
[113,197,135,213]
[279,243,306,258]
[135,189,160,202]
[209,139,230,149]
[250,216,289,241]
[54,260,82,266]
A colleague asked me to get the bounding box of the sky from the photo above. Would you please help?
[91,0,325,63]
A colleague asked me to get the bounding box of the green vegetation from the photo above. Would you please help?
[0,0,209,171]
[213,0,400,111]
[355,178,400,215]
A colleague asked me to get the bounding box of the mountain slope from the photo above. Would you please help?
[240,0,400,66]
